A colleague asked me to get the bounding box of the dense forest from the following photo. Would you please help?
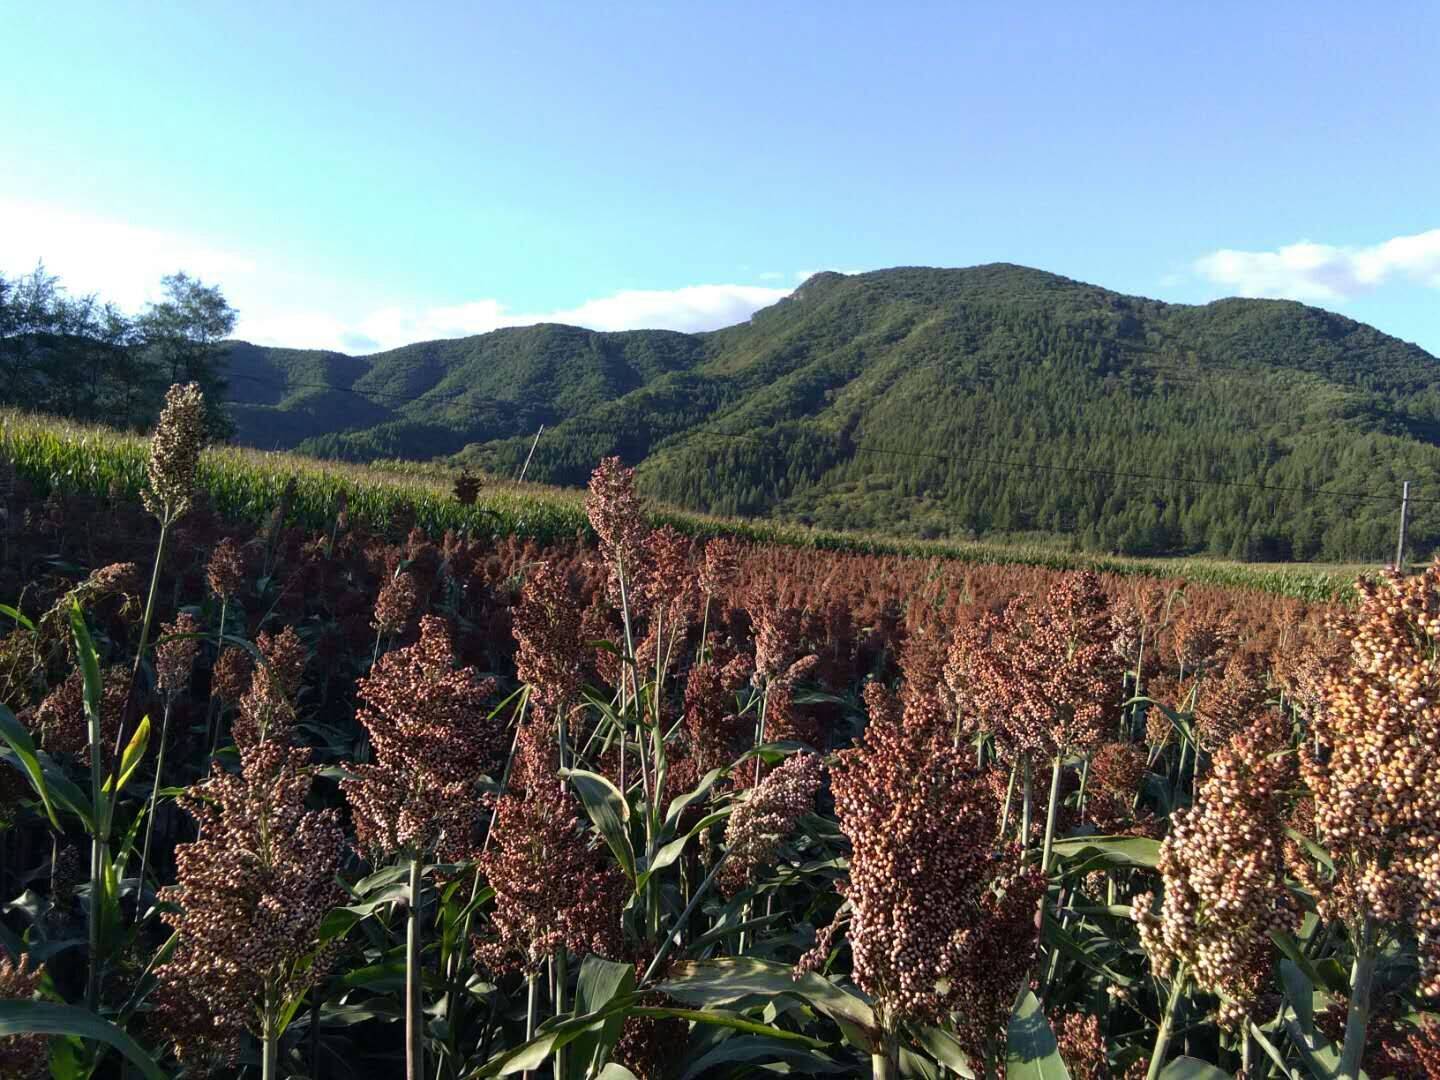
[0,264,235,437]
[7,262,1440,562]
[218,265,1440,563]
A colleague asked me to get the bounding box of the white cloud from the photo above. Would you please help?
[266,284,794,354]
[1195,228,1440,302]
[0,199,257,310]
[0,198,794,353]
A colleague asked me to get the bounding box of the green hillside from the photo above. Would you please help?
[222,264,1440,561]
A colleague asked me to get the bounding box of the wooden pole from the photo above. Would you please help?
[1396,479,1411,570]
[517,424,545,484]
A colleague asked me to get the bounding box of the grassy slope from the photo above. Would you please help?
[1,409,1364,601]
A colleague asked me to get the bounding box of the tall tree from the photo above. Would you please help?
[135,272,237,438]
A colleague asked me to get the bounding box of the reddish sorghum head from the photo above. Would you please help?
[153,740,344,1068]
[1298,561,1440,996]
[156,611,203,697]
[1134,712,1296,1028]
[343,615,500,862]
[718,751,823,897]
[826,690,1044,1049]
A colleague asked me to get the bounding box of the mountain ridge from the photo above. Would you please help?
[222,263,1440,562]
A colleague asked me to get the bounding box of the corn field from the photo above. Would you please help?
[0,391,1431,1078]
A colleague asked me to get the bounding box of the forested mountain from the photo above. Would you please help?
[221,264,1440,561]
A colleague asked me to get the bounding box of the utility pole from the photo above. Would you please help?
[517,424,545,485]
[1396,479,1411,570]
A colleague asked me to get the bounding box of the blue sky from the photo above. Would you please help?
[2,2,1437,353]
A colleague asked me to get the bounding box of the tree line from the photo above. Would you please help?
[0,263,235,437]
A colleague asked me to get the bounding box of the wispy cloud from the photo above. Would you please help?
[1195,228,1440,302]
[0,200,793,353]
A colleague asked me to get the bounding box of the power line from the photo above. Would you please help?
[222,370,1440,506]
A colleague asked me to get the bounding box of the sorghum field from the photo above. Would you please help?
[0,385,1433,1079]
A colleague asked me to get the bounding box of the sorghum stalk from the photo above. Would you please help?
[203,597,227,751]
[1020,755,1033,855]
[872,1028,899,1080]
[406,855,424,1080]
[1338,915,1377,1079]
[131,517,170,695]
[553,948,568,1078]
[262,985,280,1080]
[752,685,769,788]
[1040,754,1063,875]
[522,971,539,1080]
[1145,964,1189,1080]
[82,642,106,1012]
[998,759,1017,839]
[642,853,730,984]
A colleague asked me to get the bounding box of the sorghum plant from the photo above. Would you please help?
[342,614,499,1080]
[1298,561,1440,1073]
[155,740,344,1077]
[1134,712,1296,1074]
[717,750,822,898]
[827,683,1044,1076]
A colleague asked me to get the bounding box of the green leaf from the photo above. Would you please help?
[0,706,62,831]
[0,1000,167,1080]
[659,958,877,1051]
[575,955,635,1014]
[1279,960,1353,1080]
[103,714,150,795]
[1285,827,1335,874]
[562,769,636,883]
[1006,990,1071,1080]
[636,810,729,892]
[565,956,635,1080]
[662,767,721,834]
[471,1007,613,1076]
[1158,1058,1233,1080]
[628,1005,828,1047]
[1049,835,1160,870]
[318,897,400,944]
[680,1036,846,1079]
[0,603,36,631]
[1042,912,1134,986]
[595,1067,640,1080]
[901,1049,942,1080]
[913,1024,976,1077]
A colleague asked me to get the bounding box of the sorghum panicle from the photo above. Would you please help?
[372,569,420,637]
[682,654,753,771]
[153,741,345,1067]
[947,571,1122,758]
[343,615,500,862]
[718,751,823,897]
[1134,712,1296,1027]
[31,665,126,764]
[473,719,624,972]
[828,692,1043,1049]
[231,626,307,748]
[1192,650,1272,752]
[142,382,207,522]
[155,611,203,697]
[586,457,650,602]
[513,561,586,711]
[210,645,254,704]
[1299,561,1440,994]
[205,537,247,602]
